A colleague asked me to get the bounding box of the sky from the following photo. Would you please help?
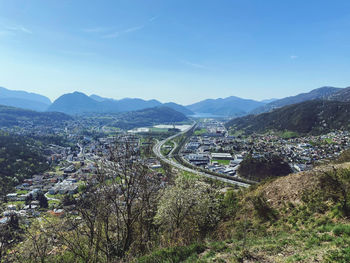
[1,0,350,105]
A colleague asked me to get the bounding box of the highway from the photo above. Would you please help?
[152,123,250,188]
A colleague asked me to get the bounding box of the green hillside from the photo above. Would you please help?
[84,106,189,130]
[226,100,350,135]
[137,162,350,263]
[0,132,50,196]
[0,104,72,127]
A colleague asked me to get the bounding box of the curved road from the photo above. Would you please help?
[153,123,250,188]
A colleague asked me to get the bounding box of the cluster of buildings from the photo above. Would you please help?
[234,131,350,171]
[182,121,244,177]
[182,120,350,177]
[0,154,98,223]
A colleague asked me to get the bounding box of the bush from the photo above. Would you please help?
[333,224,350,236]
[222,190,240,218]
[249,194,278,221]
[318,223,335,233]
[324,247,350,263]
[137,243,206,263]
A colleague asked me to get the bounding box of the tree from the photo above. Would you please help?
[9,218,55,263]
[25,194,33,209]
[155,175,221,245]
[46,140,163,262]
[62,194,76,206]
[0,214,21,263]
[36,192,48,208]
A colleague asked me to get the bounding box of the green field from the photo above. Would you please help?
[228,129,244,137]
[16,190,28,195]
[323,138,335,144]
[48,200,60,206]
[211,159,230,165]
[194,128,208,135]
[279,130,299,139]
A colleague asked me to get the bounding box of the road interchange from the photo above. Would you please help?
[152,123,251,188]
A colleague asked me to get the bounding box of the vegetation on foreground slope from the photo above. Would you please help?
[138,163,350,263]
[3,147,350,262]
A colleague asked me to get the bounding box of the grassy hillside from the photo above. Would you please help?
[226,100,350,135]
[137,162,350,263]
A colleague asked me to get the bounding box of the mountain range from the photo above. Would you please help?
[1,85,350,118]
[47,92,193,115]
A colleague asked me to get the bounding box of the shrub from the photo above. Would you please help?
[222,190,240,218]
[333,224,350,236]
[137,243,206,263]
[249,194,278,221]
[324,247,350,263]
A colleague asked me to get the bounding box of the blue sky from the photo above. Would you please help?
[1,0,350,104]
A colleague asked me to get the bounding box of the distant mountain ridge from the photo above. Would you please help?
[48,92,162,115]
[90,94,193,115]
[186,96,265,117]
[2,85,350,117]
[226,100,350,135]
[0,87,52,111]
[49,91,194,115]
[252,86,341,114]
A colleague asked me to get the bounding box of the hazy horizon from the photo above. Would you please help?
[0,85,285,105]
[1,0,350,104]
